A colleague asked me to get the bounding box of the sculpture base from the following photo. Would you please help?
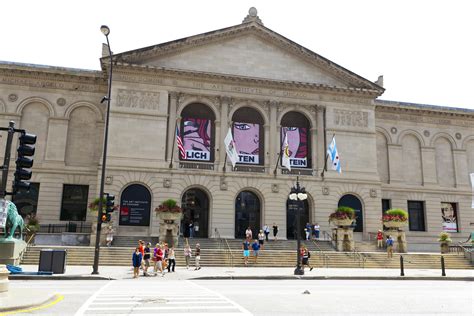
[334,227,355,252]
[0,264,8,293]
[384,229,407,253]
[0,239,27,265]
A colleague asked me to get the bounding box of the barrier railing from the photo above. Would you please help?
[310,239,329,268]
[214,228,234,267]
[449,243,474,264]
[322,231,337,250]
[38,222,92,234]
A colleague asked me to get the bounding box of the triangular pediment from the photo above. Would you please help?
[112,21,383,93]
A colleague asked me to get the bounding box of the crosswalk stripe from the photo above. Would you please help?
[91,301,229,305]
[87,306,240,311]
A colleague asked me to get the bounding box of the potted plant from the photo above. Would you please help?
[155,199,183,220]
[382,208,408,229]
[438,232,452,254]
[329,206,355,227]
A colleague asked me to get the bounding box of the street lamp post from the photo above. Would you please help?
[92,25,113,275]
[289,176,307,275]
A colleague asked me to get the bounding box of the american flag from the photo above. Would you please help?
[176,126,186,159]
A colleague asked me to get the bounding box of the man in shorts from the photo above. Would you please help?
[242,239,250,266]
[251,239,260,264]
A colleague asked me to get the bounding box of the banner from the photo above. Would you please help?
[281,127,308,168]
[281,131,291,171]
[182,118,211,161]
[233,122,260,164]
[327,135,341,173]
[441,202,458,232]
[224,128,239,168]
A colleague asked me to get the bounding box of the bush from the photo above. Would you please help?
[438,232,452,243]
[383,208,408,222]
[156,199,182,213]
[329,206,356,220]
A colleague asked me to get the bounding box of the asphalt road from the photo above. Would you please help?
[7,279,473,315]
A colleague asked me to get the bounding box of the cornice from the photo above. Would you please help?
[112,63,380,99]
[375,102,474,120]
[0,66,106,93]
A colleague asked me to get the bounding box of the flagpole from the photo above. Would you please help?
[169,120,178,169]
[273,152,281,177]
[321,133,335,178]
[223,153,227,172]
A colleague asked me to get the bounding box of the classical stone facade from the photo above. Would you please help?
[0,9,472,249]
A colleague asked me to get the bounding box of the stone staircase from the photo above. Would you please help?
[20,238,473,269]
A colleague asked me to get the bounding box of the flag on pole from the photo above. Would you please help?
[327,136,341,173]
[224,127,239,168]
[176,126,186,159]
[281,131,291,171]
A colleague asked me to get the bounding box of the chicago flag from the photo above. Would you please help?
[327,136,341,173]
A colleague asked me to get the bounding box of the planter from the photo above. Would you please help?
[156,211,182,221]
[330,218,354,227]
[384,221,407,229]
[440,242,450,254]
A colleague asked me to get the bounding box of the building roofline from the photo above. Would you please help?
[0,60,101,77]
[375,99,474,115]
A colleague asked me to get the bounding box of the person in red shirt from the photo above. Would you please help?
[153,243,164,276]
[376,230,384,248]
[138,240,145,269]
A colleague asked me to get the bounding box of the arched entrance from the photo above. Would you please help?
[235,191,261,239]
[181,188,209,238]
[286,198,310,239]
[338,194,363,232]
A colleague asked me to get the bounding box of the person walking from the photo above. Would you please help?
[184,243,192,269]
[153,243,164,275]
[245,227,253,240]
[386,235,394,258]
[377,230,384,248]
[258,230,265,250]
[132,247,143,278]
[105,225,114,247]
[189,222,194,239]
[301,246,313,271]
[305,223,312,241]
[194,243,201,270]
[143,242,152,276]
[313,223,320,240]
[242,239,250,266]
[272,223,279,240]
[252,239,260,264]
[167,246,176,272]
[263,224,270,241]
[138,240,145,270]
[162,243,169,272]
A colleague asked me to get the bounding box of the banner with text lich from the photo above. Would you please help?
[182,118,211,161]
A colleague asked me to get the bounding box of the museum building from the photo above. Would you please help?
[0,9,472,250]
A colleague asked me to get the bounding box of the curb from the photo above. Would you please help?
[191,276,474,281]
[0,293,62,313]
[8,275,115,281]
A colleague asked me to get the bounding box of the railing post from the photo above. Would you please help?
[441,256,446,276]
[400,255,404,276]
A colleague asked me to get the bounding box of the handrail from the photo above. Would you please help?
[214,228,234,267]
[310,239,329,268]
[322,231,337,250]
[352,247,366,268]
[450,242,473,264]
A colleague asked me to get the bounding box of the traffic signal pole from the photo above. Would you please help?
[0,121,16,199]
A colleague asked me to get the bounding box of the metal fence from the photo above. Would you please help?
[38,222,92,234]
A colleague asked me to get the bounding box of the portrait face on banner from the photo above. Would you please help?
[233,122,260,164]
[182,118,211,161]
[441,203,458,232]
[281,127,308,168]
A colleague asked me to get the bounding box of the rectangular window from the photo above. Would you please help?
[60,184,89,221]
[12,182,40,217]
[381,199,391,214]
[441,202,458,232]
[407,200,426,231]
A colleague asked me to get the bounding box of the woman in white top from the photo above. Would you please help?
[183,244,192,269]
[258,230,265,250]
[167,247,176,272]
[245,227,253,240]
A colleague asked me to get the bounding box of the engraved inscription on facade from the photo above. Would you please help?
[334,109,368,127]
[116,89,159,110]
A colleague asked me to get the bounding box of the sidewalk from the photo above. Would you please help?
[9,264,474,281]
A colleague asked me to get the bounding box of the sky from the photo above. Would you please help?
[1,0,473,109]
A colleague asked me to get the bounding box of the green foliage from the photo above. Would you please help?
[156,199,182,213]
[162,199,177,208]
[385,208,408,218]
[438,232,452,243]
[329,206,356,220]
[26,213,40,232]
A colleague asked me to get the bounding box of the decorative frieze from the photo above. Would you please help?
[116,89,159,110]
[334,109,368,128]
[376,111,473,127]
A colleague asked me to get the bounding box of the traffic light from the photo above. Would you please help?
[105,193,115,214]
[101,213,111,223]
[13,132,36,194]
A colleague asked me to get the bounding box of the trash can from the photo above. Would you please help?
[39,249,67,274]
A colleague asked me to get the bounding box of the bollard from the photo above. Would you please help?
[441,256,446,276]
[0,264,9,293]
[400,255,404,276]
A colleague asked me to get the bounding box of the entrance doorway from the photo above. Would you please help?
[181,188,209,238]
[338,194,364,232]
[235,191,261,239]
[286,198,310,239]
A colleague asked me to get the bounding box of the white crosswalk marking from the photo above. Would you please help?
[75,280,251,315]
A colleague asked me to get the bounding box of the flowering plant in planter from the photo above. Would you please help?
[382,209,408,223]
[155,199,182,213]
[88,197,119,213]
[329,206,356,222]
[438,232,452,243]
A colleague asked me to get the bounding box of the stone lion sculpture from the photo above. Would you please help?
[0,200,24,240]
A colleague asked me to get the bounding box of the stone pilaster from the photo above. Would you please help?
[166,92,179,163]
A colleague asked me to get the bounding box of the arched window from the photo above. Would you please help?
[119,184,152,226]
[181,188,210,238]
[180,103,215,162]
[281,112,311,168]
[231,107,264,165]
[235,191,261,238]
[338,194,363,232]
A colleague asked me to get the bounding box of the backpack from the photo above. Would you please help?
[307,251,311,258]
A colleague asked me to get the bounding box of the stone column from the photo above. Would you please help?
[166,92,178,163]
[264,124,270,172]
[219,96,230,171]
[269,101,278,175]
[316,106,325,174]
[453,149,469,187]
